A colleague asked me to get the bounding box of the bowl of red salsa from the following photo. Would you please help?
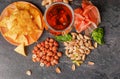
[44,2,74,35]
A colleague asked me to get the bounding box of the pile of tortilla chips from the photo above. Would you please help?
[0,2,44,56]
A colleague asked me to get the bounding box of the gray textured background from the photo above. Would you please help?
[0,0,120,79]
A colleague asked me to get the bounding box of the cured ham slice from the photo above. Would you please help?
[74,0,101,33]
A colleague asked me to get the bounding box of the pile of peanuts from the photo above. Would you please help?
[32,38,62,67]
[64,32,97,66]
[41,0,73,8]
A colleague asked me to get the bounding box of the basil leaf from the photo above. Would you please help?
[92,28,104,45]
[55,34,72,42]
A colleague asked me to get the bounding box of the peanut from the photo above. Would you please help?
[57,52,62,57]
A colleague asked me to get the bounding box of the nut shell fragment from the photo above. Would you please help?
[26,70,32,76]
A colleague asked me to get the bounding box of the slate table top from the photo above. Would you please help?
[0,0,120,79]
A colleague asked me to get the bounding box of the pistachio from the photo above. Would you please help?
[94,42,98,48]
[88,40,92,46]
[64,32,98,67]
[41,0,48,6]
[75,49,80,54]
[84,35,90,40]
[80,45,86,49]
[63,0,69,3]
[71,57,75,60]
[41,0,72,8]
[72,35,76,40]
[48,0,52,4]
[85,49,90,55]
[82,54,86,61]
[79,40,83,45]
[77,35,81,40]
[71,64,76,71]
[69,54,74,58]
[41,0,52,6]
[69,49,73,53]
[79,49,84,53]
[83,39,87,42]
[79,34,83,39]
[73,46,77,50]
[79,53,84,56]
[71,32,77,36]
[76,40,79,43]
[88,61,94,65]
[65,49,70,56]
[63,42,68,46]
[69,41,75,45]
[84,42,89,47]
[89,46,94,49]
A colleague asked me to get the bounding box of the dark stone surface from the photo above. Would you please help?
[0,0,120,79]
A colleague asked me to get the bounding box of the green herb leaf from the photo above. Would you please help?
[92,28,104,45]
[55,34,72,42]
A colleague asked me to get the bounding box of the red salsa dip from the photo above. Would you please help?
[46,3,73,31]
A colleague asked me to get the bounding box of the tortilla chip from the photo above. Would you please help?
[5,33,18,40]
[35,15,43,29]
[15,35,28,45]
[14,43,27,56]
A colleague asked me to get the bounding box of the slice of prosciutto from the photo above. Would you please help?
[74,0,101,34]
